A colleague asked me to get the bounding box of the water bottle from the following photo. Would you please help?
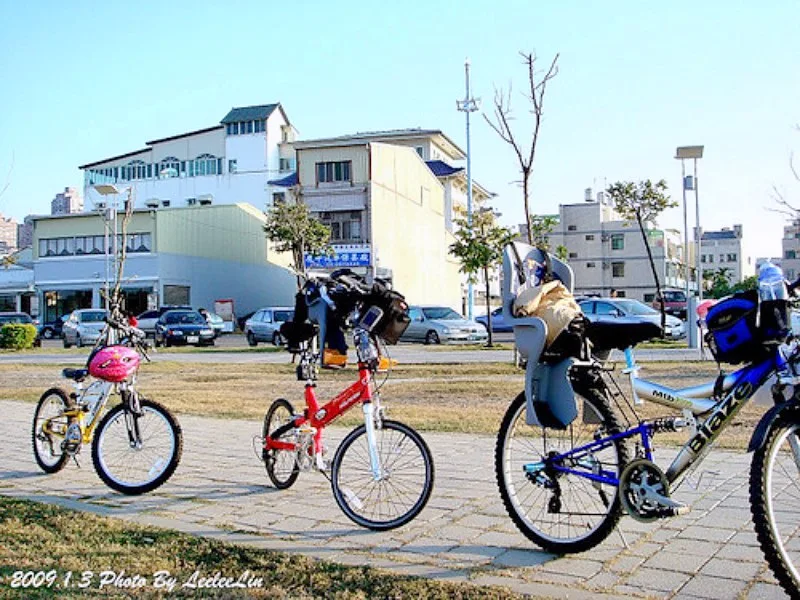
[758,261,788,301]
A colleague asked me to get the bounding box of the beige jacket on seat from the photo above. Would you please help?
[513,280,582,347]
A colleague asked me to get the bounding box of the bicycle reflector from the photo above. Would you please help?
[88,345,140,382]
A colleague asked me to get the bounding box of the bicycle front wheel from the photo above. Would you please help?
[92,398,182,495]
[331,420,434,530]
[32,388,73,474]
[496,387,628,554]
[750,412,800,598]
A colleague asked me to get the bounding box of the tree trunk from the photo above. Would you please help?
[523,172,533,245]
[484,265,493,347]
[636,212,666,334]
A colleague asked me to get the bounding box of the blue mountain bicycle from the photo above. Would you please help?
[495,242,800,598]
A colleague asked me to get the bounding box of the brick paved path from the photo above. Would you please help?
[1,400,789,598]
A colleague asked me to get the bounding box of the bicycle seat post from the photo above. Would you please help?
[622,347,644,406]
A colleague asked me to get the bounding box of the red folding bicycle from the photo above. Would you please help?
[259,272,435,530]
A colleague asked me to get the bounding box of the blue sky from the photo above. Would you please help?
[0,0,798,260]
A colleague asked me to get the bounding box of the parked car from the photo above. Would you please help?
[400,306,489,344]
[62,309,108,348]
[39,315,69,339]
[199,309,225,337]
[154,310,215,347]
[474,307,513,333]
[136,305,193,337]
[652,290,687,319]
[578,298,686,340]
[244,307,295,346]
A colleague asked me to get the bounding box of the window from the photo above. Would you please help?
[708,254,714,263]
[567,225,577,231]
[415,146,424,157]
[254,120,265,133]
[192,154,218,176]
[159,157,180,178]
[316,161,352,184]
[612,261,625,277]
[279,158,294,172]
[319,210,363,242]
[595,302,619,316]
[787,269,796,280]
[611,234,624,250]
[162,200,170,208]
[585,234,594,241]
[273,192,286,205]
[644,293,656,303]
[126,233,152,253]
[245,121,253,134]
[569,252,578,259]
[228,159,237,174]
[701,254,706,263]
[786,250,796,259]
[128,160,146,180]
[586,262,596,268]
[728,253,737,262]
[719,254,726,263]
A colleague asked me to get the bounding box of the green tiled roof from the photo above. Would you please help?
[220,104,280,124]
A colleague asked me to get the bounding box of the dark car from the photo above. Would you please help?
[154,310,215,347]
[39,315,69,339]
[137,305,193,337]
[474,307,513,333]
[652,290,687,319]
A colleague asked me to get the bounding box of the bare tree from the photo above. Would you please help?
[484,51,559,244]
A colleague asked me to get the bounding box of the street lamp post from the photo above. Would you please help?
[93,184,130,311]
[457,58,480,319]
[675,145,704,350]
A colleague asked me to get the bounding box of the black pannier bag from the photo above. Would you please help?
[540,315,590,364]
[704,290,789,365]
[363,282,411,345]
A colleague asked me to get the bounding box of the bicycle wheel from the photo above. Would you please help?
[32,388,73,474]
[331,419,434,531]
[263,398,299,489]
[91,398,182,495]
[496,386,629,553]
[750,411,800,598]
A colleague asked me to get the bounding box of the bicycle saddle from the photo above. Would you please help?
[280,321,319,352]
[586,319,662,352]
[62,368,89,382]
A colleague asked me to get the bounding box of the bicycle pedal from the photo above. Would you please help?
[656,504,691,518]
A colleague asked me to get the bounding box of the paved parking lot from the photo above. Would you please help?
[2,399,788,598]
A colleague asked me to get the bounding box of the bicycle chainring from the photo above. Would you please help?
[619,458,671,522]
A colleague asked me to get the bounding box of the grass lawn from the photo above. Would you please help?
[0,497,521,599]
[0,360,769,448]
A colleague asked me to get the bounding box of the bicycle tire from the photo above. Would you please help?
[91,398,182,495]
[263,398,300,489]
[331,419,434,531]
[750,409,800,599]
[495,386,629,553]
[32,388,73,474]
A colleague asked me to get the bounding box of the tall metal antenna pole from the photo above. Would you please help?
[457,58,480,319]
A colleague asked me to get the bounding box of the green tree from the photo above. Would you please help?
[528,214,569,262]
[263,199,332,287]
[449,210,517,346]
[731,274,758,294]
[606,180,676,331]
[706,267,733,299]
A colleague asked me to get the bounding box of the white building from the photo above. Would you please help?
[80,103,296,212]
[51,187,83,215]
[548,190,694,301]
[699,225,749,285]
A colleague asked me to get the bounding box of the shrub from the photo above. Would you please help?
[0,323,38,349]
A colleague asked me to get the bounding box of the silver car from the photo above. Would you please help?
[62,309,108,348]
[401,306,489,345]
[244,307,295,346]
[578,298,686,340]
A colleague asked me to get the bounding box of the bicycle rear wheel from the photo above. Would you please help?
[32,388,73,474]
[92,398,182,495]
[331,420,434,530]
[263,398,300,489]
[750,411,800,598]
[496,387,628,554]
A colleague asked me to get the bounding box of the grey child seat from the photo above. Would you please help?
[502,241,579,429]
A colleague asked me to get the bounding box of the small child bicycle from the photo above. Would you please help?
[259,271,434,530]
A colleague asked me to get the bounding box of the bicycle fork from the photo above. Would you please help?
[363,402,384,481]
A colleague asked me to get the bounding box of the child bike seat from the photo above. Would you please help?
[280,321,319,352]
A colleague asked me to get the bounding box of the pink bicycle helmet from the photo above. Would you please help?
[88,345,140,382]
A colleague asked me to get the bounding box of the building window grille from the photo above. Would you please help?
[569,252,578,259]
[612,261,625,278]
[567,225,577,231]
[585,234,594,241]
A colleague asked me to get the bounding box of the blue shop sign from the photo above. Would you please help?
[304,249,371,268]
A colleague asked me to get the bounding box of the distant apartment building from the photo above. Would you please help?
[271,129,493,309]
[547,189,694,301]
[781,219,800,281]
[17,216,33,249]
[79,103,295,212]
[699,225,748,284]
[0,213,18,254]
[51,187,83,215]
